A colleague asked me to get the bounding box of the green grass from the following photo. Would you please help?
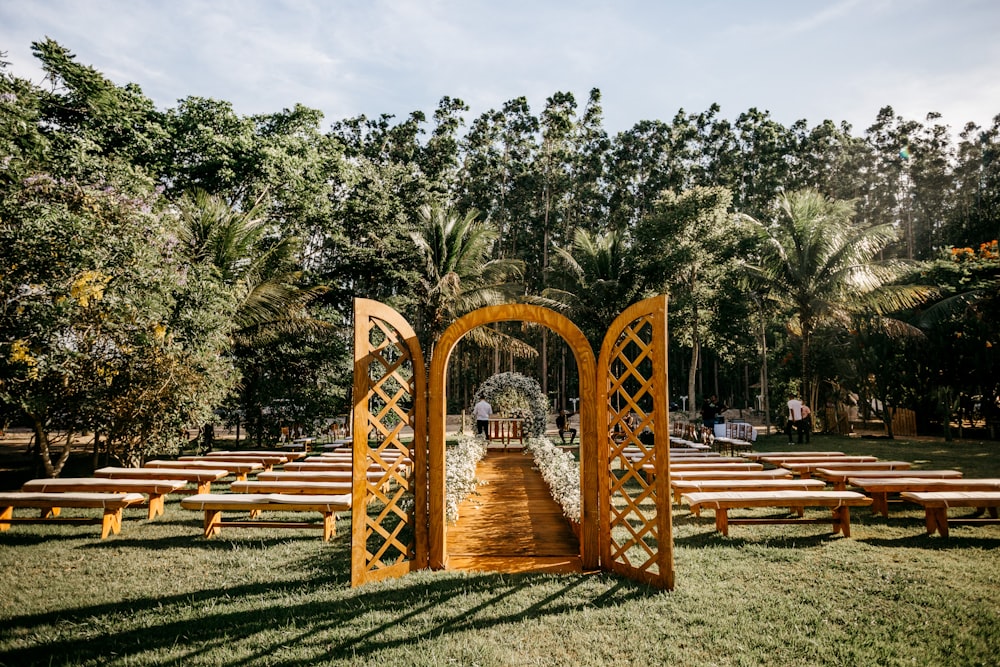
[1,434,998,666]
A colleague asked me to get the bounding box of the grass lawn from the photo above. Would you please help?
[1,433,998,666]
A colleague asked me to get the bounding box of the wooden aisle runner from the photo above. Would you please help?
[447,452,583,574]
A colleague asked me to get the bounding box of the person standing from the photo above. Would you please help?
[473,397,493,438]
[800,403,812,443]
[701,395,724,430]
[786,393,804,444]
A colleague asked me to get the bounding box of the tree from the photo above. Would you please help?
[0,174,236,470]
[408,204,527,356]
[542,228,643,350]
[177,190,333,444]
[636,186,748,416]
[744,188,932,405]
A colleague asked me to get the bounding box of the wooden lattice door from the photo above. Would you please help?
[351,298,428,586]
[597,295,674,589]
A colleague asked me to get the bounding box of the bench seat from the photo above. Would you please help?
[94,467,229,494]
[283,461,385,473]
[669,468,794,481]
[180,454,289,470]
[744,451,845,461]
[681,490,873,537]
[21,478,187,519]
[815,468,963,491]
[670,478,826,505]
[145,459,262,481]
[230,481,352,495]
[844,476,986,516]
[180,493,351,541]
[780,461,912,478]
[899,491,1000,537]
[0,491,147,538]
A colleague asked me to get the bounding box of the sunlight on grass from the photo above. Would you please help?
[1,434,998,665]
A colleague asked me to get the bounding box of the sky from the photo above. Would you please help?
[2,0,999,137]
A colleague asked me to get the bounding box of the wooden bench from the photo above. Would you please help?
[643,462,764,484]
[283,461,386,473]
[668,456,751,465]
[202,449,305,461]
[145,459,262,481]
[93,467,229,494]
[899,491,1000,537]
[230,480,352,495]
[179,455,286,471]
[815,469,963,492]
[849,477,997,517]
[0,492,147,538]
[179,493,351,541]
[667,468,794,481]
[780,461,912,479]
[21,477,188,519]
[680,490,873,537]
[763,455,877,465]
[670,478,827,505]
[744,451,844,461]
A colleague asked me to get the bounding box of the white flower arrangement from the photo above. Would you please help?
[472,371,549,437]
[444,432,488,522]
[524,436,581,523]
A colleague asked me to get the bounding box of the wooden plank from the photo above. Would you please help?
[446,452,580,572]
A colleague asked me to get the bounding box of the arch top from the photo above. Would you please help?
[433,303,597,371]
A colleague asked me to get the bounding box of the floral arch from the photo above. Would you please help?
[472,371,549,438]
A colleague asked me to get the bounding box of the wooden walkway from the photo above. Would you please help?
[447,451,583,574]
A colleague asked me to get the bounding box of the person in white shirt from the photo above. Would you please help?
[473,398,492,438]
[786,394,804,444]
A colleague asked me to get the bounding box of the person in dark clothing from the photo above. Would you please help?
[556,410,577,444]
[700,395,725,430]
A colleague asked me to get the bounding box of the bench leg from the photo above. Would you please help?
[714,509,729,536]
[101,508,123,539]
[0,506,11,531]
[833,506,851,537]
[204,510,222,538]
[196,482,211,494]
[43,507,61,518]
[322,512,335,541]
[871,492,889,518]
[932,508,949,538]
[148,494,165,519]
[924,507,950,537]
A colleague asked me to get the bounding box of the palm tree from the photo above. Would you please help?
[178,190,328,346]
[178,190,330,445]
[541,227,642,350]
[409,204,528,357]
[744,188,932,404]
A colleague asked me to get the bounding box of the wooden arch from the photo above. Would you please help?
[427,304,599,570]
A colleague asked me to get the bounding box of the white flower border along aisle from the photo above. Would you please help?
[523,436,581,524]
[444,432,488,522]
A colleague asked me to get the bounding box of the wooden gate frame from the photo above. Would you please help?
[597,295,674,589]
[427,304,599,570]
[352,298,674,587]
[351,298,428,586]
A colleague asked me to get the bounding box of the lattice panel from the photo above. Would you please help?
[606,315,661,576]
[360,315,418,576]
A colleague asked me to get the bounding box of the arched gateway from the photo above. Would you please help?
[351,296,674,589]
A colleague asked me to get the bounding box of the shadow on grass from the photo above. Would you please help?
[0,569,649,666]
[859,533,1000,550]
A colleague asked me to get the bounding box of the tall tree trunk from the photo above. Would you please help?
[30,415,71,478]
